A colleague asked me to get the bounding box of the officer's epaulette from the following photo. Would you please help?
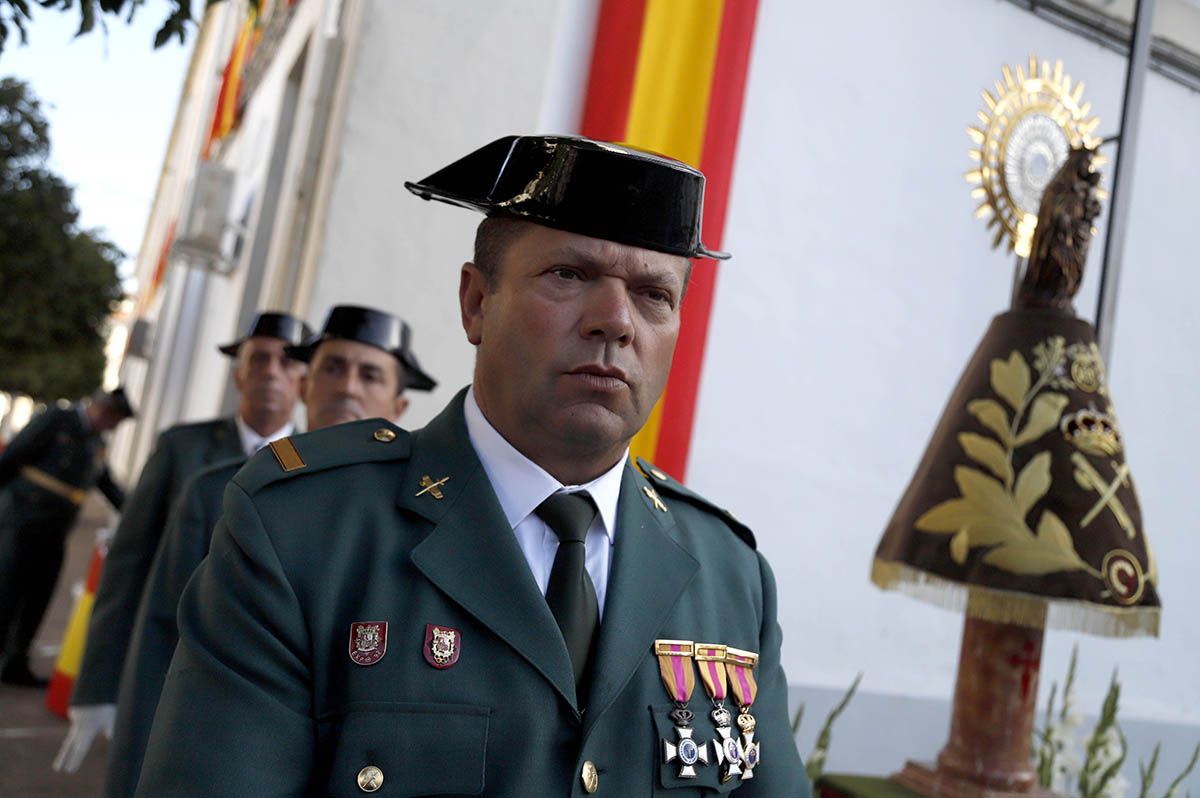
[233,419,412,496]
[635,457,756,549]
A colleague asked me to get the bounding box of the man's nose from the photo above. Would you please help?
[581,279,634,345]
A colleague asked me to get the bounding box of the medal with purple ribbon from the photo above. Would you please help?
[695,643,743,782]
[725,646,761,780]
[654,640,709,778]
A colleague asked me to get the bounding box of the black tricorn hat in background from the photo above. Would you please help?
[285,305,436,392]
[217,311,313,357]
[106,386,136,419]
[404,135,730,261]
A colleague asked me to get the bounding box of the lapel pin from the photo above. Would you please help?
[424,624,462,669]
[416,475,450,500]
[349,621,388,666]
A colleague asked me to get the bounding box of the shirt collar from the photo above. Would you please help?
[463,386,625,541]
[236,414,294,458]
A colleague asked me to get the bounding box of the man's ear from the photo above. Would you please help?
[392,394,410,422]
[460,262,487,346]
[299,371,310,405]
[232,359,247,393]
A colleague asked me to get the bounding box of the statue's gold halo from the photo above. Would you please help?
[966,55,1104,257]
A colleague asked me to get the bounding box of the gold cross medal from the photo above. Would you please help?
[695,643,742,782]
[654,640,709,778]
[725,647,761,780]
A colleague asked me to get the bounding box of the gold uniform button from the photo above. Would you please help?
[373,428,396,443]
[580,760,599,794]
[357,765,383,792]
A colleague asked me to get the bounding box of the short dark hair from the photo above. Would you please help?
[472,216,528,289]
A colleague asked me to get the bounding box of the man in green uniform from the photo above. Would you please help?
[103,304,434,798]
[58,312,309,768]
[0,387,133,686]
[139,136,810,796]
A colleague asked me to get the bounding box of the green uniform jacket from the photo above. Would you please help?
[138,394,810,797]
[72,417,243,707]
[0,405,124,530]
[105,456,244,798]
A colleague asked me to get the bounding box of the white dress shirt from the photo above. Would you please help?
[464,387,626,618]
[235,415,294,458]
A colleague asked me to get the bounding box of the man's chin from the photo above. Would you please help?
[317,409,362,428]
[553,404,639,451]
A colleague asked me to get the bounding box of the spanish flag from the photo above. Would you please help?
[45,543,106,718]
[579,0,759,480]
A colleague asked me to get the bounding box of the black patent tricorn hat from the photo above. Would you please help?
[218,311,313,357]
[285,305,436,392]
[404,135,730,260]
[107,386,136,419]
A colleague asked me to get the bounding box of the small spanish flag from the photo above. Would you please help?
[45,543,106,719]
[580,0,760,479]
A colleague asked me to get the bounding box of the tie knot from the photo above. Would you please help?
[535,492,597,545]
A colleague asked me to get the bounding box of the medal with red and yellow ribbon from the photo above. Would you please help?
[724,646,762,779]
[696,643,746,782]
[654,640,709,778]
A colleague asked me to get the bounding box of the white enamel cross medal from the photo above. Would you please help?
[654,640,710,779]
[737,711,761,779]
[662,709,709,778]
[726,646,763,782]
[710,706,744,782]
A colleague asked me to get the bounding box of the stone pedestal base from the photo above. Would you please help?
[892,761,1061,798]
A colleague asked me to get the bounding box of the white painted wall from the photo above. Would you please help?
[688,0,1200,739]
[306,0,575,425]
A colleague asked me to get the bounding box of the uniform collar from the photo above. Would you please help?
[463,386,624,542]
[235,414,294,458]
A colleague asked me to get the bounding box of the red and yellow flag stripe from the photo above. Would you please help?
[45,543,106,718]
[579,0,760,479]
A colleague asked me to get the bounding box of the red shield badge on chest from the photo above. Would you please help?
[424,624,461,669]
[349,621,387,666]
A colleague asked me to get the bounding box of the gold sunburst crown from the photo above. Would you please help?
[966,55,1105,257]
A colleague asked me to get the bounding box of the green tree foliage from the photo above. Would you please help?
[0,0,240,53]
[0,77,123,401]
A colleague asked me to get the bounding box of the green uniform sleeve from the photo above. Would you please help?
[0,408,57,487]
[136,482,315,797]
[95,466,125,510]
[107,477,216,798]
[73,436,175,705]
[741,552,813,798]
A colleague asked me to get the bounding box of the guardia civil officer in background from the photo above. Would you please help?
[103,304,434,798]
[58,311,310,768]
[138,137,810,797]
[0,388,133,686]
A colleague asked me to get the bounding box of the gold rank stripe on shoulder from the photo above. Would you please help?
[268,438,306,472]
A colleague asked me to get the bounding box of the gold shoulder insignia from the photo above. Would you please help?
[269,438,306,472]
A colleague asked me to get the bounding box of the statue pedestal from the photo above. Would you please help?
[893,761,1058,798]
[892,610,1062,798]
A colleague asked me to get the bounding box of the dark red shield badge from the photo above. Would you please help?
[348,621,387,666]
[424,624,461,669]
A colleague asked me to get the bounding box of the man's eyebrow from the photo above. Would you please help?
[543,245,686,286]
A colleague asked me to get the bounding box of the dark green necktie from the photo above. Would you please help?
[535,491,599,706]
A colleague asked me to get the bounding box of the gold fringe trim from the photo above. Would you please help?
[871,558,1160,639]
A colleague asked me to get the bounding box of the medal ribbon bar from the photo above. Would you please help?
[655,640,696,703]
[694,643,728,702]
[724,647,759,709]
